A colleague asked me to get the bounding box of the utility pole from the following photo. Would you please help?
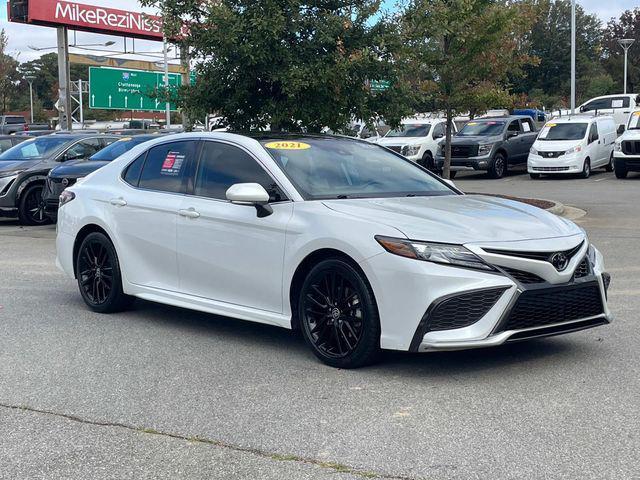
[56,27,73,130]
[570,0,576,114]
[180,45,192,131]
[163,38,171,129]
[618,39,635,94]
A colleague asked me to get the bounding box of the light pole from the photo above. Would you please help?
[25,74,36,124]
[570,0,576,114]
[618,39,635,94]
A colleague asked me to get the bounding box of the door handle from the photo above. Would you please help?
[178,208,200,219]
[109,198,127,207]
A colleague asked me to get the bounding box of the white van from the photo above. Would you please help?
[375,117,455,169]
[528,115,617,178]
[578,94,639,133]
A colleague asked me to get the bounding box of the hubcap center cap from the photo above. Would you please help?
[330,307,341,320]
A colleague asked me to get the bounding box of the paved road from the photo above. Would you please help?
[1,169,639,479]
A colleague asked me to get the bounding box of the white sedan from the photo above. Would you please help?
[56,133,612,368]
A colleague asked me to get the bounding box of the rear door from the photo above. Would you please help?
[176,140,292,313]
[110,140,199,291]
[586,122,603,166]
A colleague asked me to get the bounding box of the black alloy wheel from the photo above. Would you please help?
[18,184,51,226]
[488,153,507,179]
[299,259,380,368]
[76,232,132,313]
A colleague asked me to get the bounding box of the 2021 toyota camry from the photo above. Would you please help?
[56,133,612,368]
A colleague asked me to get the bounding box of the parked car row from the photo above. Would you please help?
[0,115,52,135]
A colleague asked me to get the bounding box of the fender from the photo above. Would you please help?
[16,174,48,202]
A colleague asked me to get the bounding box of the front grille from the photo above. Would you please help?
[502,267,545,284]
[387,146,402,154]
[538,151,565,159]
[483,241,583,263]
[427,288,506,332]
[497,282,603,332]
[48,177,76,195]
[622,140,640,156]
[574,258,590,279]
[450,144,478,158]
[532,166,571,172]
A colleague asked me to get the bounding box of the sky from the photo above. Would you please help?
[0,0,637,63]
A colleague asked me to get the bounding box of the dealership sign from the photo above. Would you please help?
[8,0,165,41]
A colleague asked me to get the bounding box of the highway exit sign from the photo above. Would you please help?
[89,67,182,112]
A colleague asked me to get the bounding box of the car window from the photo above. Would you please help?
[610,97,630,109]
[194,141,286,202]
[432,123,445,138]
[589,123,599,143]
[122,153,147,187]
[458,121,505,136]
[508,120,521,133]
[64,138,102,160]
[102,137,118,147]
[6,116,25,125]
[138,141,198,193]
[0,136,68,161]
[583,98,611,111]
[386,124,431,137]
[522,119,534,133]
[0,139,12,153]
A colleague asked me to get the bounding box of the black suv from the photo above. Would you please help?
[0,134,117,225]
[435,115,538,178]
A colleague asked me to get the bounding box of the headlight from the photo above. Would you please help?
[614,142,622,152]
[564,146,582,155]
[530,147,538,155]
[477,143,494,156]
[375,236,494,271]
[401,145,421,156]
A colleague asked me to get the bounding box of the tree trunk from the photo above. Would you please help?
[443,106,453,180]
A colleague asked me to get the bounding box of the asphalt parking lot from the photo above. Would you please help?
[1,169,639,480]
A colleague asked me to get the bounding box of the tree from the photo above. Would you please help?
[140,0,411,132]
[0,30,22,114]
[602,8,640,94]
[400,0,537,178]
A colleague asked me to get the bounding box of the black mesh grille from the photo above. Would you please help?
[450,144,478,158]
[574,258,590,279]
[498,283,603,332]
[538,151,565,159]
[502,267,545,284]
[427,288,506,332]
[622,140,640,156]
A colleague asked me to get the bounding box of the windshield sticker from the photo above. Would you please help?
[467,122,478,126]
[161,151,185,176]
[118,137,133,142]
[633,111,640,116]
[264,141,311,150]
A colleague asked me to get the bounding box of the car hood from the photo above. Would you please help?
[0,159,42,174]
[322,195,581,244]
[50,159,110,178]
[451,135,502,145]
[534,140,579,151]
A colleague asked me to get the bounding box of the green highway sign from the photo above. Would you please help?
[89,67,182,112]
[370,80,391,92]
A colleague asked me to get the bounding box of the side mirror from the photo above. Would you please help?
[226,183,273,217]
[579,105,587,113]
[617,124,626,135]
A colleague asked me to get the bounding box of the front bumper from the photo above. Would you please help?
[613,154,640,172]
[528,153,584,174]
[434,154,492,170]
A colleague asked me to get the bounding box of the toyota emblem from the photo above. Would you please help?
[61,178,69,187]
[550,252,569,271]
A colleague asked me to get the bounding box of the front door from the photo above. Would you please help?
[176,140,292,313]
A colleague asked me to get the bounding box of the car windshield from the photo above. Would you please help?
[538,123,588,141]
[458,121,505,136]
[386,124,431,137]
[90,137,152,161]
[260,137,455,200]
[0,137,69,161]
[628,113,640,130]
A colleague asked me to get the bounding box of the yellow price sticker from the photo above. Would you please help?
[467,122,478,126]
[546,123,557,127]
[264,141,311,150]
[633,111,640,116]
[117,137,133,142]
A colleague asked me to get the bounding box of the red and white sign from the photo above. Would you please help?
[17,0,165,41]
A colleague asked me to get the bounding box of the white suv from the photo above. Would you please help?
[613,110,640,178]
[375,118,454,170]
[579,94,639,133]
[528,115,617,178]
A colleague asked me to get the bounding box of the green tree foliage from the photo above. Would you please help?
[0,29,22,114]
[140,0,411,132]
[400,0,537,178]
[602,8,640,94]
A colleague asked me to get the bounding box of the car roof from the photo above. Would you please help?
[400,118,442,124]
[547,115,614,124]
[469,115,529,122]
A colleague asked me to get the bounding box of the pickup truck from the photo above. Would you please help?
[0,115,51,135]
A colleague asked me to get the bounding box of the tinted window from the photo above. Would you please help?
[458,121,505,136]
[0,139,12,153]
[123,153,147,187]
[583,98,611,111]
[6,116,25,124]
[589,123,599,143]
[538,123,588,141]
[432,123,445,138]
[195,142,285,201]
[64,138,102,160]
[386,124,431,137]
[138,141,198,193]
[508,120,521,133]
[92,136,156,161]
[522,119,534,132]
[0,136,68,161]
[610,97,630,109]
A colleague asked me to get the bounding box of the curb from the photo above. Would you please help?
[544,200,565,216]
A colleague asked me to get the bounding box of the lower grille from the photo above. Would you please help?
[387,146,402,154]
[538,151,565,159]
[622,140,640,156]
[574,258,590,279]
[497,282,603,332]
[427,288,506,332]
[451,145,478,158]
[532,166,570,172]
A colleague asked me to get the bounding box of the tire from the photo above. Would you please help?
[581,158,591,179]
[18,184,52,226]
[298,258,381,368]
[488,153,507,179]
[76,232,133,313]
[615,163,628,179]
[530,173,541,179]
[605,153,614,172]
[418,152,434,170]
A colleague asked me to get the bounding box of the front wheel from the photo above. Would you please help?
[299,258,381,368]
[76,232,133,313]
[18,184,51,226]
[581,159,591,179]
[418,152,435,170]
[488,153,507,179]
[615,162,628,179]
[530,173,541,179]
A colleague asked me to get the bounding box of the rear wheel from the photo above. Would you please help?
[18,184,51,226]
[299,258,381,368]
[530,173,541,179]
[488,153,507,179]
[581,158,591,179]
[76,232,133,313]
[605,153,614,172]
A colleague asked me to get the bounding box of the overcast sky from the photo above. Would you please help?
[1,0,637,63]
